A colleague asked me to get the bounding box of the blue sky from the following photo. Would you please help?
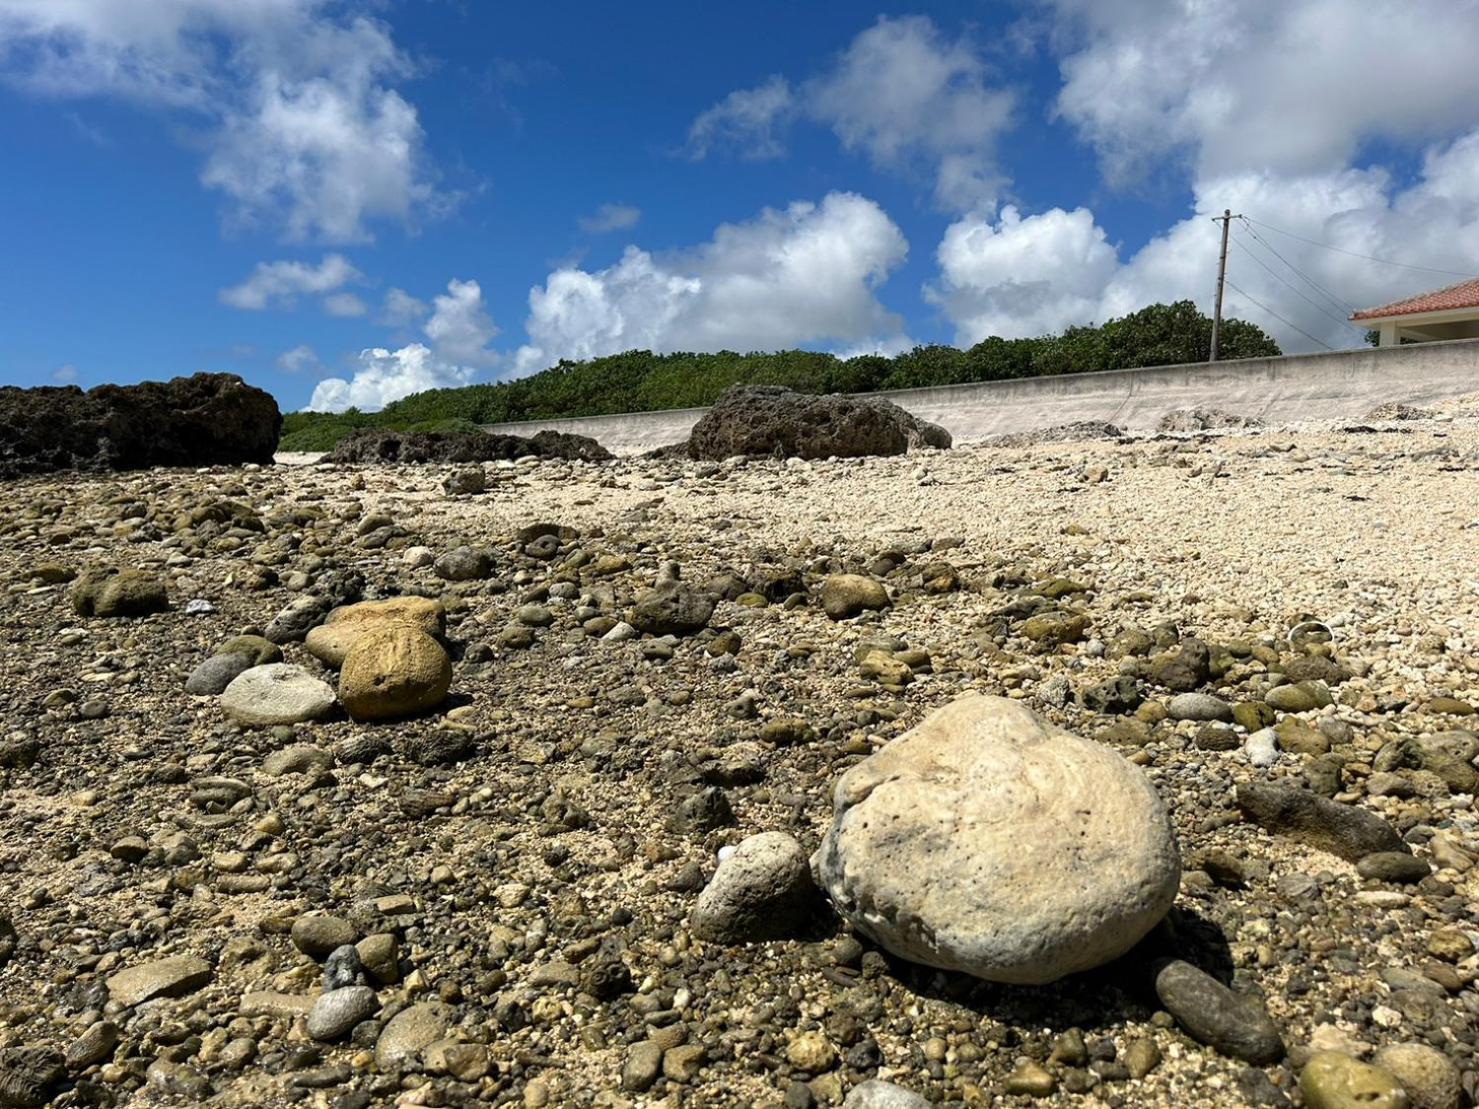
[3,1,1478,411]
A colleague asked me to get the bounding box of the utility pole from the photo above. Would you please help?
[1209,208,1240,362]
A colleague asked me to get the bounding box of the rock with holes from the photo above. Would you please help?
[815,694,1180,984]
[686,385,950,461]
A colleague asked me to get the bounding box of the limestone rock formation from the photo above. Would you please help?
[686,386,951,460]
[326,427,612,464]
[0,373,280,475]
[306,597,446,668]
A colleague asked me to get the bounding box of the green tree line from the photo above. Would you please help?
[280,300,1280,451]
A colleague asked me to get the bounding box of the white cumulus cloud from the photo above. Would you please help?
[805,16,1014,211]
[276,343,321,373]
[306,278,500,412]
[0,0,445,241]
[686,75,794,161]
[305,343,474,413]
[322,292,367,318]
[687,18,1014,211]
[218,254,361,311]
[1045,0,1479,185]
[379,287,428,326]
[514,191,908,374]
[422,279,499,367]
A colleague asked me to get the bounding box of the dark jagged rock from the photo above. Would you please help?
[325,427,612,464]
[0,373,280,475]
[686,386,951,460]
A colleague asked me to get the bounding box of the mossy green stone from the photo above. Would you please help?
[1300,1052,1409,1109]
[1233,702,1276,731]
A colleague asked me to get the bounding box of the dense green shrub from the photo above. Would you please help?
[279,301,1279,451]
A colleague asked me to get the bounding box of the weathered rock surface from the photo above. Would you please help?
[816,694,1180,984]
[628,580,715,636]
[307,986,379,1041]
[1373,1042,1461,1109]
[220,664,337,727]
[338,625,451,721]
[691,832,818,942]
[1158,407,1265,433]
[1300,1051,1410,1109]
[687,386,951,461]
[375,1002,451,1070]
[1236,782,1405,861]
[1153,959,1284,1064]
[0,372,279,475]
[820,574,890,620]
[306,596,445,668]
[70,567,168,617]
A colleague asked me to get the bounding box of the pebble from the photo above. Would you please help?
[306,986,379,1041]
[1300,1051,1409,1109]
[1153,960,1284,1064]
[691,831,818,942]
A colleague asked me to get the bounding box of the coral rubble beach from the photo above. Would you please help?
[0,392,1475,1107]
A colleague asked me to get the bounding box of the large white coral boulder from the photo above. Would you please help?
[815,694,1179,984]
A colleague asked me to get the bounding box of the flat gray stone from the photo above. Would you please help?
[220,664,335,727]
[375,1002,451,1071]
[106,955,211,1008]
[184,653,252,696]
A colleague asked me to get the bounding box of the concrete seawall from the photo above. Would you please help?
[484,338,1479,456]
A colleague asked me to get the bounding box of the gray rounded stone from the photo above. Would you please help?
[691,832,818,942]
[291,914,356,960]
[1154,959,1284,1064]
[816,694,1180,984]
[1373,1042,1461,1109]
[184,653,252,696]
[375,1002,451,1070]
[1167,692,1234,722]
[220,664,335,727]
[306,986,378,1041]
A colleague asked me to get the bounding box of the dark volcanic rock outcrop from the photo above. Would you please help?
[686,386,951,460]
[0,373,281,476]
[326,428,613,464]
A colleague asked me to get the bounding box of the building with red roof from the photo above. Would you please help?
[1351,278,1479,346]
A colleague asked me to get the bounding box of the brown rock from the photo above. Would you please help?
[306,597,445,668]
[339,626,451,721]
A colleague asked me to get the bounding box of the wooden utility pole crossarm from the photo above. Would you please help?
[1209,209,1241,362]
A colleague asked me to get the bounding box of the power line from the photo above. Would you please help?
[1236,219,1361,317]
[1224,277,1336,350]
[1241,216,1479,280]
[1228,231,1365,334]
